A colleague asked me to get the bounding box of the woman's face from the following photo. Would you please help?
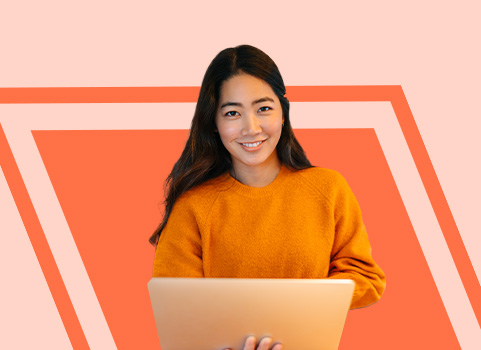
[215,73,284,173]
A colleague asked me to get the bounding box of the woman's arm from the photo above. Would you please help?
[327,173,386,309]
[152,195,204,277]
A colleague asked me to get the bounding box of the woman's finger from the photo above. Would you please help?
[271,343,283,350]
[256,336,273,350]
[243,335,257,350]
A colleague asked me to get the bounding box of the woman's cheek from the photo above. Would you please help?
[223,124,240,140]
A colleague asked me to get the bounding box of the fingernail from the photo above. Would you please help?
[260,337,272,345]
[246,335,256,346]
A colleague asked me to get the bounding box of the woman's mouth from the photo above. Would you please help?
[238,139,266,151]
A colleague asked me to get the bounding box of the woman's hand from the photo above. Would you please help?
[224,335,283,350]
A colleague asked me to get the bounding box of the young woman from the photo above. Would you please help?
[150,45,386,350]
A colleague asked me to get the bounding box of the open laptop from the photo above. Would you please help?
[148,278,354,350]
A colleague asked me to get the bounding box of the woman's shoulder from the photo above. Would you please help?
[175,172,231,207]
[291,166,347,186]
[288,166,352,199]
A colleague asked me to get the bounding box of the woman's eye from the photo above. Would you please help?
[225,111,239,117]
[258,106,271,112]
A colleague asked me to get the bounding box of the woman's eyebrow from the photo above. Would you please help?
[220,97,275,109]
[253,97,275,105]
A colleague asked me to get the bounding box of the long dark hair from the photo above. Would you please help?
[149,45,312,246]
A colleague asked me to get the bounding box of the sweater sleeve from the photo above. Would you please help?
[327,173,386,309]
[152,195,204,278]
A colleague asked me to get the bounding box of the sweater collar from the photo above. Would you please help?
[224,164,291,198]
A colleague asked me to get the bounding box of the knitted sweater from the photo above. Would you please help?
[153,165,386,309]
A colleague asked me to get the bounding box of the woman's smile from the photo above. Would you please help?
[238,139,267,150]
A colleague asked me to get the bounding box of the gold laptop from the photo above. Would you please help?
[148,278,354,350]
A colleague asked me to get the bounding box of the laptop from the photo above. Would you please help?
[148,278,354,350]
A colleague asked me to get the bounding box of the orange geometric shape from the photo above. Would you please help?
[0,85,478,348]
[32,128,459,349]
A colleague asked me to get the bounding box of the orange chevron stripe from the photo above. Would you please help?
[0,87,200,103]
[0,123,90,350]
[1,85,479,331]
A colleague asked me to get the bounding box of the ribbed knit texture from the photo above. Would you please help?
[153,165,386,309]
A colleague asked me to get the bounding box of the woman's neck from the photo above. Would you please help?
[230,157,282,188]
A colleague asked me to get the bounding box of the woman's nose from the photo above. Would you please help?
[241,112,262,135]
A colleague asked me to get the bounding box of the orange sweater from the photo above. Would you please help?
[153,165,386,309]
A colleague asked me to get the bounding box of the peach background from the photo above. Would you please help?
[1,0,480,349]
[1,0,479,277]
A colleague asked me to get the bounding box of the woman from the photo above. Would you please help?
[150,45,386,350]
